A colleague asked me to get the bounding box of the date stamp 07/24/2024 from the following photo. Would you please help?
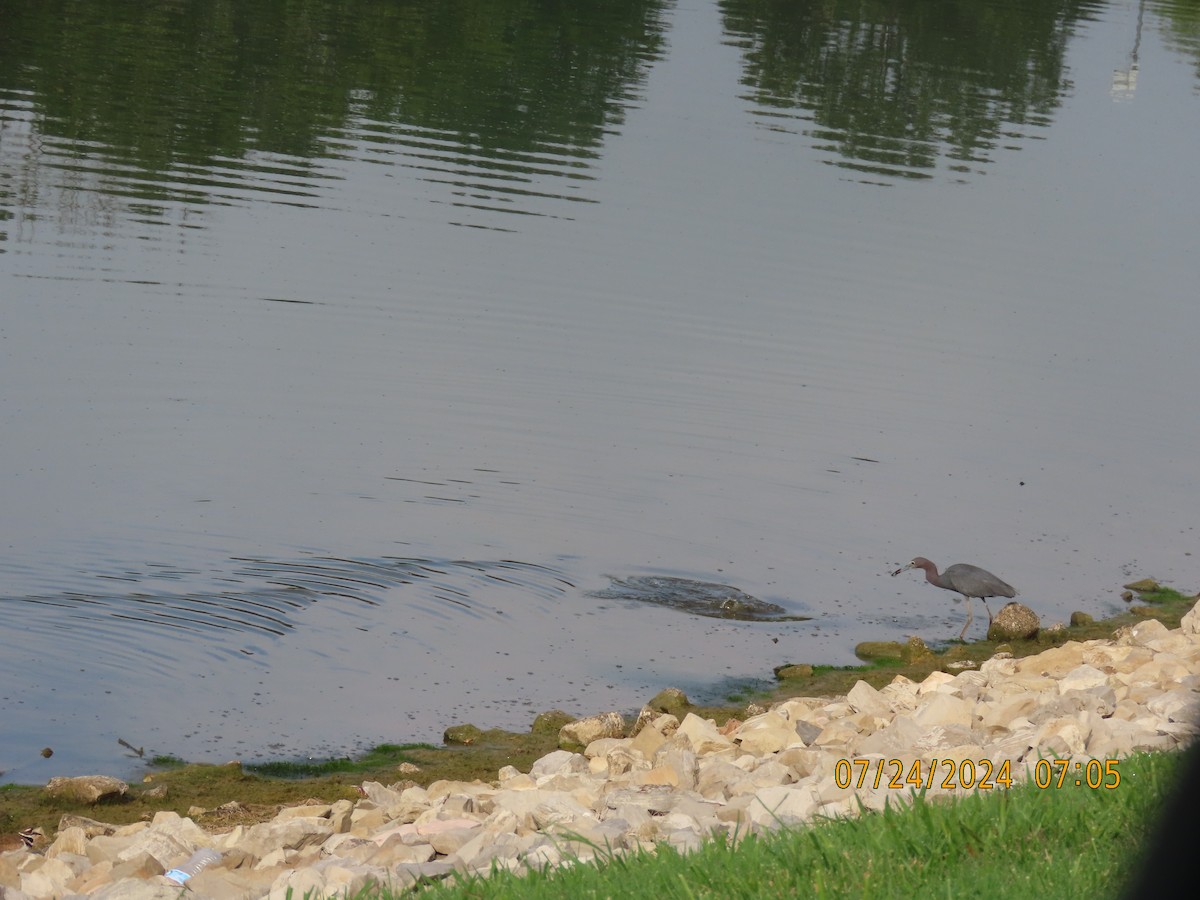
[833,757,1122,792]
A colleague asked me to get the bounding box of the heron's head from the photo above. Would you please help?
[890,557,931,576]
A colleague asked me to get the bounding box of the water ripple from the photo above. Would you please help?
[0,555,574,647]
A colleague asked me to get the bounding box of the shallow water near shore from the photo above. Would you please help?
[2,0,1199,782]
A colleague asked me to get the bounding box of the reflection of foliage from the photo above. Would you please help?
[1157,0,1200,84]
[0,0,667,168]
[720,0,1093,180]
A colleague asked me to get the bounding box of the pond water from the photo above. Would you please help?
[2,0,1198,783]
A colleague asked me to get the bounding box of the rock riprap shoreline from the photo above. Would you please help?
[5,604,1200,900]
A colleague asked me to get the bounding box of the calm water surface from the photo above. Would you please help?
[2,0,1198,782]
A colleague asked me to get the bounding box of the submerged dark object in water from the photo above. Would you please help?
[590,576,806,621]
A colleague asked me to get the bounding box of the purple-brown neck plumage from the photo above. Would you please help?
[912,557,942,587]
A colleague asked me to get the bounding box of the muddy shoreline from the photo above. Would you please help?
[3,585,1195,898]
[1,582,1191,837]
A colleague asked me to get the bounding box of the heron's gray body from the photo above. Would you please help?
[890,557,1017,639]
[934,563,1017,601]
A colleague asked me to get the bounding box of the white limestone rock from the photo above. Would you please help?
[559,712,625,749]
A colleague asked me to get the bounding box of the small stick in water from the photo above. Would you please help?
[117,738,145,757]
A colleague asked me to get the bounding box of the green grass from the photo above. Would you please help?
[1128,585,1190,606]
[377,749,1180,900]
[149,754,188,767]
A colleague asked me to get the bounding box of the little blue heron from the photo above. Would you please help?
[890,557,1017,640]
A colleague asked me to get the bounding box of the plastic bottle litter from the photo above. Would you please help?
[164,848,222,885]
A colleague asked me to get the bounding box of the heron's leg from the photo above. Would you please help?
[982,599,994,624]
[959,596,973,640]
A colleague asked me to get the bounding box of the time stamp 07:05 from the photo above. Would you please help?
[834,757,1122,791]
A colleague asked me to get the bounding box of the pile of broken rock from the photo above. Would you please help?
[4,603,1199,899]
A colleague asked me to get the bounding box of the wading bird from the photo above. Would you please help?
[891,557,1017,640]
